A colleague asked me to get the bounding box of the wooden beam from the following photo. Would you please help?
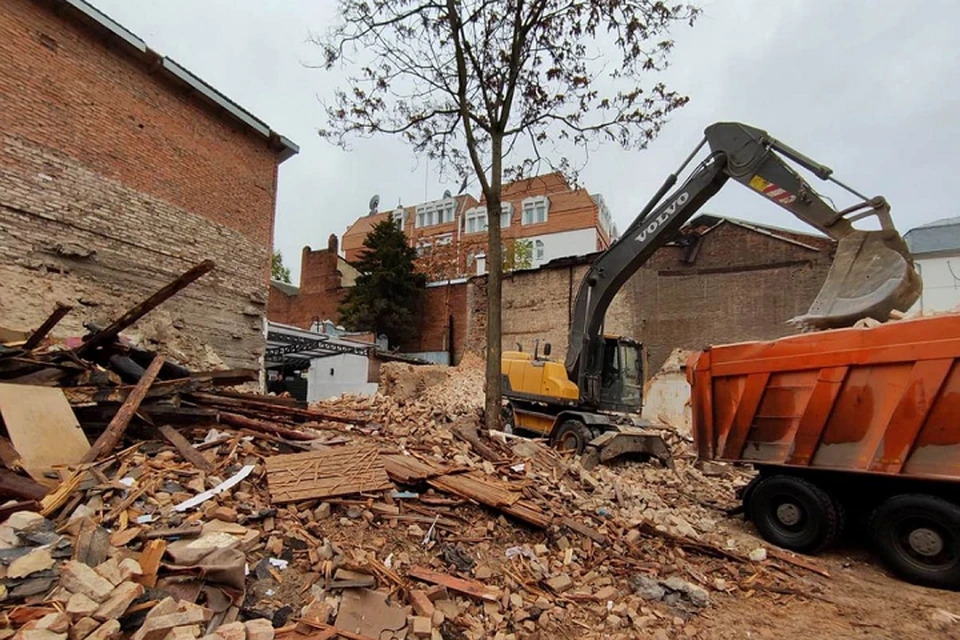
[0,468,49,501]
[81,356,165,463]
[188,392,367,425]
[76,260,215,357]
[407,566,499,602]
[218,412,318,441]
[157,425,215,473]
[23,303,73,351]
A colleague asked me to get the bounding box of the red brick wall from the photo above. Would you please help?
[268,240,347,329]
[0,0,287,368]
[400,284,469,364]
[0,0,279,250]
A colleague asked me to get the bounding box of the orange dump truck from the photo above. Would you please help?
[688,313,960,588]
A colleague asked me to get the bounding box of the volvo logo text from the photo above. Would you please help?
[635,192,689,243]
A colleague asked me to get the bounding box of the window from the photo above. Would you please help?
[435,233,452,246]
[522,196,549,225]
[534,239,545,262]
[416,239,432,256]
[392,207,406,229]
[475,253,486,275]
[463,204,512,234]
[415,198,456,228]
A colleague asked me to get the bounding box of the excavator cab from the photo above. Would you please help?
[598,336,644,413]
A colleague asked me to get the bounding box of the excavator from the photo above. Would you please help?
[501,122,922,468]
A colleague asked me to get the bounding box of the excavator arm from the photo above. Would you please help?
[565,122,921,406]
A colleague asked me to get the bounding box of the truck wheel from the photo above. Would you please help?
[552,419,596,455]
[869,494,960,589]
[748,475,839,553]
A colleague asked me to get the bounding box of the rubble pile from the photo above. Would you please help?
[0,262,835,640]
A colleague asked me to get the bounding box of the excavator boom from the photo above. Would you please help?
[566,122,921,406]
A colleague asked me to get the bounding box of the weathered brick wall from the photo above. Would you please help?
[0,136,268,368]
[400,283,469,363]
[466,222,835,371]
[268,240,346,329]
[0,0,285,367]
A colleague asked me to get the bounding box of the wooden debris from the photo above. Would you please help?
[136,540,167,588]
[157,425,215,473]
[407,566,499,602]
[23,304,73,351]
[766,547,831,578]
[76,260,215,358]
[81,356,164,464]
[265,445,392,503]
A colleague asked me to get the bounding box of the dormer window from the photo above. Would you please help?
[392,207,406,228]
[522,196,549,225]
[415,198,456,228]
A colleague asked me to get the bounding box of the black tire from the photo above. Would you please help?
[869,494,960,589]
[748,475,839,553]
[552,419,596,455]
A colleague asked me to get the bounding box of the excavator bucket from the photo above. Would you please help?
[792,229,922,329]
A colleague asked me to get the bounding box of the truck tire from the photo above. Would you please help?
[552,419,596,455]
[869,494,960,589]
[748,475,840,553]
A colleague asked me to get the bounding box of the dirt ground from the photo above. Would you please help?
[701,517,960,640]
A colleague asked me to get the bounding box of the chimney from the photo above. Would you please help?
[328,234,339,254]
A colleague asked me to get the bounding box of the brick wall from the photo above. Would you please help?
[399,283,469,363]
[267,238,347,329]
[466,222,835,371]
[0,0,287,368]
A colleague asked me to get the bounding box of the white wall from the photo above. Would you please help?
[307,353,377,401]
[910,255,960,314]
[526,228,599,266]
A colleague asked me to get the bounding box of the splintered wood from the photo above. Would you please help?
[266,445,392,503]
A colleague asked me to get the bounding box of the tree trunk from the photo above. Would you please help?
[484,136,504,432]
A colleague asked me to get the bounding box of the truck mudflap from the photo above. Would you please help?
[580,425,673,470]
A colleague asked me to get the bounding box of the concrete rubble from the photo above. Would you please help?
[0,265,846,639]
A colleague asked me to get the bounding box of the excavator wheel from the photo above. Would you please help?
[552,419,597,455]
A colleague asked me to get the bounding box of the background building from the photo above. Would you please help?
[342,172,618,278]
[0,0,297,369]
[905,217,960,314]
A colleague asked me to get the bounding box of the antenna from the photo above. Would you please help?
[368,194,380,215]
[442,189,452,199]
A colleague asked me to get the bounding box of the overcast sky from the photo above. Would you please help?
[90,0,960,282]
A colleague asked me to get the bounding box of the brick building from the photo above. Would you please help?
[0,0,296,368]
[469,215,836,371]
[342,172,619,279]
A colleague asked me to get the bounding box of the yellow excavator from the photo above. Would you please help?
[501,122,922,467]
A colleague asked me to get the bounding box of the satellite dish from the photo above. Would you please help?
[368,194,380,214]
[442,189,452,199]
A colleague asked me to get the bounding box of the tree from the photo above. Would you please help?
[320,1,699,430]
[339,219,427,345]
[272,250,291,284]
[503,239,533,272]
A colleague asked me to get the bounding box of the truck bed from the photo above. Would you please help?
[688,314,960,481]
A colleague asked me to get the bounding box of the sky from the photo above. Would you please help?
[89,0,960,282]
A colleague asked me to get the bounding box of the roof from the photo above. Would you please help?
[270,280,300,297]
[905,217,960,255]
[55,0,298,162]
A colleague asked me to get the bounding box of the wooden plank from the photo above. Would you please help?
[407,565,499,601]
[23,303,72,351]
[157,425,215,473]
[142,525,203,540]
[64,370,257,405]
[0,436,24,471]
[428,471,551,528]
[382,454,453,483]
[76,260,215,358]
[561,517,607,543]
[0,383,90,483]
[189,392,367,425]
[265,445,392,503]
[81,356,165,464]
[0,468,49,501]
[219,412,318,441]
[766,547,831,578]
[136,540,167,588]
